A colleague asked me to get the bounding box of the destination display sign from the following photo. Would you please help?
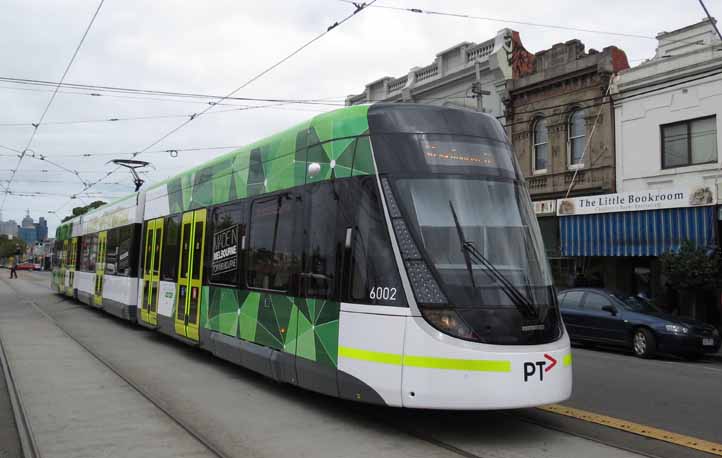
[211,225,238,276]
[419,136,513,171]
[557,186,716,216]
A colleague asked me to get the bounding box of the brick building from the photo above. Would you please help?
[503,40,629,283]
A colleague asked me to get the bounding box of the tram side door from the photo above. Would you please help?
[174,209,206,342]
[94,231,107,306]
[61,240,68,292]
[67,237,78,296]
[141,218,163,326]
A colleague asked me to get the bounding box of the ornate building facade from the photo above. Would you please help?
[503,40,629,286]
[505,40,630,201]
[346,28,534,122]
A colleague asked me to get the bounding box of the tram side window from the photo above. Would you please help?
[247,193,301,292]
[88,234,98,272]
[347,178,405,306]
[105,229,119,275]
[161,215,181,281]
[117,225,137,277]
[79,235,92,272]
[304,183,341,299]
[209,202,245,286]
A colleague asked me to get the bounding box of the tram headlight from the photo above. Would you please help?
[422,308,477,341]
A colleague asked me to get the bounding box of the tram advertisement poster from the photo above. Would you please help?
[212,225,238,276]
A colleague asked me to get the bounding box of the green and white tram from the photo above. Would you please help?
[51,104,572,409]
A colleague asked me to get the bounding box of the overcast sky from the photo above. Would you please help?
[0,0,717,234]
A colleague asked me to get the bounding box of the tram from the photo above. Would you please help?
[51,104,572,409]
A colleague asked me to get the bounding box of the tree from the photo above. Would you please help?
[659,241,720,290]
[659,241,720,318]
[61,200,106,222]
[0,236,26,258]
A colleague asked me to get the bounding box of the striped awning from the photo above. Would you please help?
[560,206,716,257]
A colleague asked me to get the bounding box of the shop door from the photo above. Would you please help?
[94,232,107,306]
[141,219,164,326]
[174,209,206,341]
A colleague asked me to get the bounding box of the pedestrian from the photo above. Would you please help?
[9,258,18,279]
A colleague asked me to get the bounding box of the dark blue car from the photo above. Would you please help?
[558,288,721,359]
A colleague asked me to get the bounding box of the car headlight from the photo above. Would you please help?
[665,324,688,334]
[713,328,720,337]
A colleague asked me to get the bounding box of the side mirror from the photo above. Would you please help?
[602,305,618,316]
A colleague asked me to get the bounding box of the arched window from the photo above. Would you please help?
[569,109,586,166]
[532,117,548,173]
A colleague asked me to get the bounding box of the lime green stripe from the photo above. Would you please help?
[338,346,510,372]
[563,353,573,367]
[403,355,510,372]
[338,346,403,365]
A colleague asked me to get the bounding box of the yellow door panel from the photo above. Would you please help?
[95,232,107,306]
[141,221,155,325]
[186,209,206,342]
[175,212,194,337]
[174,209,206,341]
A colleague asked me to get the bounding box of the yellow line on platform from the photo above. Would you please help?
[538,404,722,456]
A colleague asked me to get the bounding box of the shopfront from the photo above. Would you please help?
[555,186,718,316]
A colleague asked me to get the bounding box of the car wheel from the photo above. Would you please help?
[632,328,655,358]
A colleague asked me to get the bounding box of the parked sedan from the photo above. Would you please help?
[558,288,721,359]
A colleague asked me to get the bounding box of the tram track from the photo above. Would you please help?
[6,281,493,458]
[3,276,673,458]
[1,278,233,458]
[0,321,39,458]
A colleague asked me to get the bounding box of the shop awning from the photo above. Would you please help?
[559,206,715,257]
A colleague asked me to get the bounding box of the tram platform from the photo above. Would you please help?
[0,276,213,458]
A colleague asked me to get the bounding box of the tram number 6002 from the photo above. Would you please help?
[369,287,397,301]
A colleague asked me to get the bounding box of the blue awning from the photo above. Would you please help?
[560,206,716,257]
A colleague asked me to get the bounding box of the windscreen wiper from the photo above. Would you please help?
[448,201,538,320]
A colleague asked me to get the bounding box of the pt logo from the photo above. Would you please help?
[523,354,557,382]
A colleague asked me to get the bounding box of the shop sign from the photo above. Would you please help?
[533,200,557,216]
[557,186,716,216]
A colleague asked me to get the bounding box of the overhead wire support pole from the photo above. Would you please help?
[55,0,377,209]
[1,0,105,213]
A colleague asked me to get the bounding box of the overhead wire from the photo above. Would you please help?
[2,0,105,213]
[340,0,711,47]
[0,76,347,106]
[54,1,377,213]
[0,102,328,129]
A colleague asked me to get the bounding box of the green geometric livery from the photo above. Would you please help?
[204,285,340,368]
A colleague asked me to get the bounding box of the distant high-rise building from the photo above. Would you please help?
[0,219,19,238]
[21,211,34,228]
[36,217,48,241]
[18,226,37,244]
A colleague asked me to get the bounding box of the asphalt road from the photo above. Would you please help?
[2,271,720,458]
[566,343,722,444]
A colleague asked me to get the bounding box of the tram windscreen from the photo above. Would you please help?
[393,176,561,344]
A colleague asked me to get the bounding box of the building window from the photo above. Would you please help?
[662,116,717,168]
[568,109,586,166]
[532,117,549,173]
